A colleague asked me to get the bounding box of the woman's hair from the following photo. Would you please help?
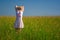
[16,7,22,10]
[15,6,24,12]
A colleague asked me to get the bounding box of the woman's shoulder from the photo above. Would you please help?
[21,11,23,13]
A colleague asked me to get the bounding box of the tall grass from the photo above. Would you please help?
[0,16,60,40]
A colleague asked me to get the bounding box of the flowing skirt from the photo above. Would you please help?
[14,17,24,28]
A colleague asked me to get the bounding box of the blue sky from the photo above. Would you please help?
[0,0,60,16]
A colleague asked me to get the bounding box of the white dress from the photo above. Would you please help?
[14,11,24,28]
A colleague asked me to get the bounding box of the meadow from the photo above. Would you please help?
[0,16,60,40]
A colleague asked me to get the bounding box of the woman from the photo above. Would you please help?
[14,5,24,31]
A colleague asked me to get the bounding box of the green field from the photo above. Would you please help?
[0,16,60,40]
